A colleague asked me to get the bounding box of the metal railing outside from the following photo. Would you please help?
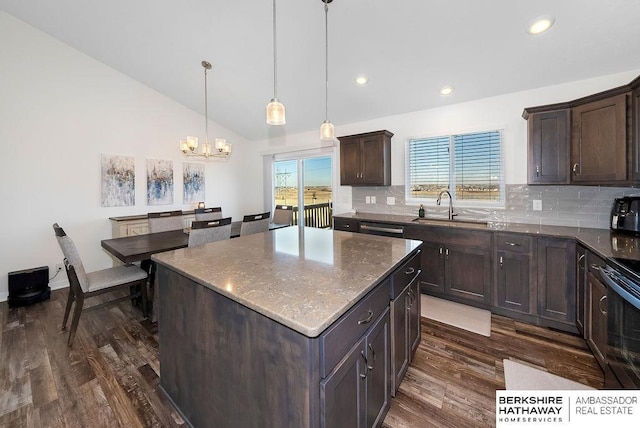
[292,202,332,229]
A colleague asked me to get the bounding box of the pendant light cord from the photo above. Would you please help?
[273,0,278,100]
[324,1,329,122]
[204,66,209,145]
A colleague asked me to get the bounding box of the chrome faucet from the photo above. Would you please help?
[436,190,457,220]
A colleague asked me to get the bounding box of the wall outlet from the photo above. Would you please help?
[365,196,371,204]
[533,200,542,211]
[387,196,395,205]
[55,262,64,272]
[371,196,376,204]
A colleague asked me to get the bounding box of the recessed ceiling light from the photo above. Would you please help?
[355,75,368,86]
[528,16,555,35]
[440,85,454,96]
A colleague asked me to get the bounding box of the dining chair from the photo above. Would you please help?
[148,210,184,233]
[194,207,223,221]
[240,211,271,236]
[272,205,294,226]
[53,223,149,346]
[188,217,232,247]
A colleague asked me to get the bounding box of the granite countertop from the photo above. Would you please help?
[152,226,422,338]
[333,212,640,261]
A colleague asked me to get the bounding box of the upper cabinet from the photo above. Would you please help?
[523,75,640,186]
[339,130,393,186]
[632,76,640,181]
[571,93,627,183]
[527,110,570,184]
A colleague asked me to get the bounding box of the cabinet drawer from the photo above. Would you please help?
[390,250,421,299]
[320,280,390,378]
[334,218,359,232]
[496,233,531,253]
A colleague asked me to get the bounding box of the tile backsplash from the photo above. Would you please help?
[351,184,640,229]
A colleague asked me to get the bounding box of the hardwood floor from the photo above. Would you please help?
[0,289,603,428]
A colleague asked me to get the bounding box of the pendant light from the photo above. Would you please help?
[266,0,286,125]
[320,0,335,140]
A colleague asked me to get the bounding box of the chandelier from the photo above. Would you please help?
[179,61,232,159]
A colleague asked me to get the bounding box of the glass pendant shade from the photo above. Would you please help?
[266,99,286,125]
[187,136,198,151]
[320,120,335,140]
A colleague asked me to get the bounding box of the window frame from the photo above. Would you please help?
[405,128,506,208]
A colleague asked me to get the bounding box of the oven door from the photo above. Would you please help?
[600,265,640,389]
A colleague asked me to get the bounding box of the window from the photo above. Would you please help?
[407,130,504,205]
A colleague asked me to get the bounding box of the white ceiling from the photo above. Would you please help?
[2,0,640,141]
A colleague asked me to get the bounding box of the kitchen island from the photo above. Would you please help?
[151,226,422,428]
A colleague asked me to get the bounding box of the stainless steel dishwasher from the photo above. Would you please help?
[358,221,404,238]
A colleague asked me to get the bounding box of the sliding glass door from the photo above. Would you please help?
[273,154,333,228]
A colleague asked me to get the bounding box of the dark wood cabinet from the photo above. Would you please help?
[494,233,535,315]
[536,237,576,329]
[339,130,393,186]
[632,80,640,181]
[576,245,587,337]
[404,225,491,305]
[587,271,608,369]
[390,252,421,396]
[527,110,570,184]
[321,308,390,428]
[571,93,628,183]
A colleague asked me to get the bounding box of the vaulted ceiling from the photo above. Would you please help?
[2,0,640,141]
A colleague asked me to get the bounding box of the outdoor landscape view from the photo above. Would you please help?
[273,157,332,207]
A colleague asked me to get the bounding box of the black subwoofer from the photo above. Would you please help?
[8,266,51,308]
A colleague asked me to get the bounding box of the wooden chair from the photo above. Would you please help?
[188,217,232,247]
[194,207,223,221]
[272,205,294,226]
[148,210,183,233]
[53,223,148,346]
[240,211,271,236]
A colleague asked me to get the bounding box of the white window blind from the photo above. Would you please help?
[407,130,504,204]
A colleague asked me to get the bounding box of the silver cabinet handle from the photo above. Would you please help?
[599,295,607,316]
[439,247,443,255]
[360,351,368,379]
[505,242,521,247]
[536,165,540,177]
[404,267,415,275]
[573,163,579,175]
[590,264,601,271]
[357,309,374,325]
[499,256,503,269]
[343,224,350,228]
[578,254,585,266]
[367,343,376,371]
[445,248,449,258]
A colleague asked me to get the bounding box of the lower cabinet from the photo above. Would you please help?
[537,237,577,328]
[390,276,420,395]
[494,233,535,315]
[404,225,492,305]
[321,308,390,428]
[586,254,608,369]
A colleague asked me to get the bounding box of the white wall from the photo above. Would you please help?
[253,70,640,216]
[0,12,255,299]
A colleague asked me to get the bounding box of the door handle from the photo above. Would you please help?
[367,343,376,371]
[573,163,579,175]
[360,351,368,379]
[499,256,503,269]
[598,295,607,316]
[504,242,521,247]
[404,267,415,275]
[536,164,540,177]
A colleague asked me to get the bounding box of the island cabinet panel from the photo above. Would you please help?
[570,93,628,183]
[158,266,320,428]
[389,250,421,396]
[527,110,570,184]
[321,309,390,428]
[536,237,577,329]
